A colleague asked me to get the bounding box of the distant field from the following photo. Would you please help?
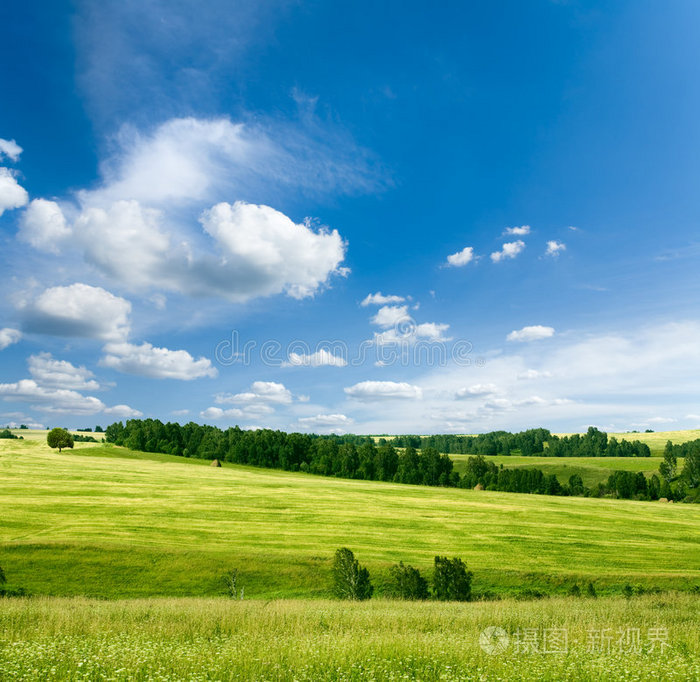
[1,595,698,681]
[1,436,698,599]
[607,429,700,455]
[450,454,671,488]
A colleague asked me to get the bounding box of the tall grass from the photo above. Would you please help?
[0,595,697,680]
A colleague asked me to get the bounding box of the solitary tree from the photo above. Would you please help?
[47,427,74,453]
[331,548,373,600]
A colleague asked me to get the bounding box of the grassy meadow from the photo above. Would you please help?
[1,430,699,680]
[1,594,698,681]
[1,433,699,599]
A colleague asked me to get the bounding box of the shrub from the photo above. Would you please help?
[332,548,373,600]
[388,561,429,600]
[225,569,244,599]
[586,581,597,598]
[433,556,472,601]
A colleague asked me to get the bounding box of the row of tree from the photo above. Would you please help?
[390,427,651,457]
[103,419,698,502]
[332,548,472,601]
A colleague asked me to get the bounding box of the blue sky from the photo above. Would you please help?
[1,0,700,434]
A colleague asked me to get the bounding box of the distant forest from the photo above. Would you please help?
[104,420,678,501]
[390,427,651,457]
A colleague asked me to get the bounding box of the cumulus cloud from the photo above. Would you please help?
[297,413,353,433]
[0,138,22,161]
[371,305,409,328]
[446,246,475,267]
[18,200,71,253]
[344,380,422,400]
[507,325,555,342]
[284,349,347,367]
[199,201,346,300]
[21,116,364,304]
[455,383,498,398]
[0,379,105,415]
[361,292,405,306]
[216,381,292,405]
[100,341,217,380]
[103,404,143,417]
[373,322,450,346]
[491,240,525,262]
[28,352,101,391]
[0,328,21,350]
[545,240,566,257]
[504,225,530,236]
[20,283,131,341]
[0,167,29,216]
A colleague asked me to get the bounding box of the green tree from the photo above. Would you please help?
[659,441,677,482]
[682,448,700,488]
[47,427,74,453]
[0,564,5,585]
[433,556,472,601]
[389,561,429,600]
[331,548,373,600]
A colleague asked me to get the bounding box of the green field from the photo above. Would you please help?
[1,434,699,599]
[450,454,670,488]
[1,595,698,681]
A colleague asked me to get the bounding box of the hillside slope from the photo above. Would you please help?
[1,437,698,598]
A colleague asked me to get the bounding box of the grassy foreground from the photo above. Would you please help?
[1,595,698,681]
[1,437,699,598]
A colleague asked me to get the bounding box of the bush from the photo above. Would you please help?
[586,581,597,598]
[388,561,429,600]
[332,548,373,600]
[225,569,244,599]
[433,556,472,601]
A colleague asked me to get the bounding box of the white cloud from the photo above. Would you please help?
[20,283,131,342]
[507,325,555,342]
[371,305,409,328]
[0,379,105,415]
[545,240,566,257]
[28,352,100,391]
[517,369,553,380]
[0,167,29,216]
[217,381,292,405]
[361,292,405,306]
[103,404,143,418]
[284,349,347,367]
[18,200,71,253]
[0,138,22,162]
[0,328,21,350]
[344,380,422,401]
[446,246,475,267]
[491,240,525,262]
[171,409,190,416]
[455,383,498,398]
[297,413,353,433]
[504,225,530,236]
[200,403,272,421]
[199,201,346,300]
[101,341,217,380]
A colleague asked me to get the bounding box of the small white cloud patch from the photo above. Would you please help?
[0,328,21,351]
[19,200,71,253]
[0,168,28,216]
[344,380,422,400]
[446,246,475,267]
[491,240,525,263]
[545,240,566,257]
[507,325,555,342]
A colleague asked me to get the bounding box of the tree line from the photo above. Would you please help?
[98,419,699,502]
[390,426,651,457]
